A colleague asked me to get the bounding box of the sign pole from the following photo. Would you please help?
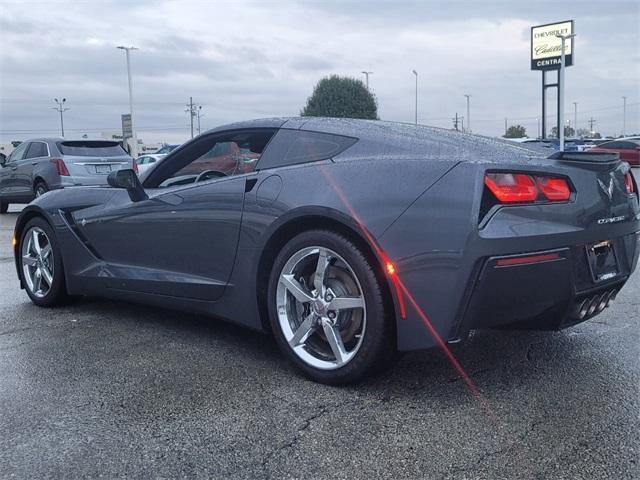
[556,69,561,143]
[541,71,546,139]
[555,33,576,151]
[558,45,565,151]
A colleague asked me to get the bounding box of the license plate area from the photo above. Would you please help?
[95,165,112,174]
[586,240,619,282]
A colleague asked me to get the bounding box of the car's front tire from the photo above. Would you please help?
[268,229,395,384]
[18,217,69,307]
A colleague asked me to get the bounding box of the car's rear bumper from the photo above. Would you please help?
[454,231,639,335]
[59,175,110,187]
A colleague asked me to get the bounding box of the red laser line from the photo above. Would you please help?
[318,164,495,418]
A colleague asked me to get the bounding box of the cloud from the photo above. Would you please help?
[0,0,638,143]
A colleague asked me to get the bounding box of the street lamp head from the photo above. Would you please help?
[54,98,58,103]
[62,98,66,103]
[412,70,417,76]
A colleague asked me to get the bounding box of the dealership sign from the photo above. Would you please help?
[531,20,574,70]
[121,114,132,139]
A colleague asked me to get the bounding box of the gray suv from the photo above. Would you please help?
[0,138,134,213]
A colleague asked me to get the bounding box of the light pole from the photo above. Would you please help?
[622,96,627,137]
[573,102,578,137]
[537,117,540,139]
[197,105,204,135]
[555,32,576,151]
[464,94,471,133]
[117,45,139,158]
[361,71,372,90]
[412,70,418,125]
[52,98,68,137]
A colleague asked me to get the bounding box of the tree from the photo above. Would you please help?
[576,128,591,139]
[301,75,378,119]
[503,125,527,138]
[550,125,575,138]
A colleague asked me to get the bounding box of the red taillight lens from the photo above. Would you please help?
[50,158,70,176]
[484,173,538,203]
[485,172,572,204]
[535,176,571,201]
[132,159,138,174]
[625,172,635,194]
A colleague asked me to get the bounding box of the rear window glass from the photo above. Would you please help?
[58,141,127,157]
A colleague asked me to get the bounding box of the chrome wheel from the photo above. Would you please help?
[21,227,54,298]
[276,246,366,370]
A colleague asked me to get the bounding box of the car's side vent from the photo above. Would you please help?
[58,209,103,260]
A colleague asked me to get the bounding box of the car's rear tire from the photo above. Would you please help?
[0,199,8,214]
[267,229,395,384]
[34,181,48,198]
[18,217,69,307]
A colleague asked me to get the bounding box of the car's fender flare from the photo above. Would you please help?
[12,205,58,288]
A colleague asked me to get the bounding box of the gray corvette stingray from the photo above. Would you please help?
[11,118,640,383]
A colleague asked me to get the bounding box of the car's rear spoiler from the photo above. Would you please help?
[548,151,619,163]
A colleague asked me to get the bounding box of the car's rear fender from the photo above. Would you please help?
[378,160,640,351]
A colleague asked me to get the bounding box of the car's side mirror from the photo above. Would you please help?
[0,153,6,167]
[107,169,148,202]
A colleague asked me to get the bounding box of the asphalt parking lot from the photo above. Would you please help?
[1,173,638,479]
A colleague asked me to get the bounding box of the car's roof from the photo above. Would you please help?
[599,139,640,145]
[204,117,548,160]
[19,137,64,143]
[20,138,120,143]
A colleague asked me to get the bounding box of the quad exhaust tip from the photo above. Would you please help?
[574,289,618,320]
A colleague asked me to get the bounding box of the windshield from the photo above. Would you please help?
[58,141,127,157]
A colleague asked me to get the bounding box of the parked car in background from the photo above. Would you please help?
[135,154,161,175]
[517,139,581,151]
[154,144,180,155]
[0,139,135,213]
[589,139,640,166]
[134,144,181,175]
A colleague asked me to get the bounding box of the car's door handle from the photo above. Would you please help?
[11,166,17,171]
[31,162,38,165]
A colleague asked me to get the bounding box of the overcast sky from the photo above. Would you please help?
[1,0,638,144]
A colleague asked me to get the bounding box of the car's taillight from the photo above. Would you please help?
[484,173,538,203]
[625,172,635,194]
[534,176,571,201]
[484,172,571,204]
[50,158,70,176]
[132,159,138,174]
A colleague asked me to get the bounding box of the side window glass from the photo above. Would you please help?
[25,142,48,159]
[150,129,276,189]
[170,141,259,179]
[8,143,29,163]
[257,130,358,170]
